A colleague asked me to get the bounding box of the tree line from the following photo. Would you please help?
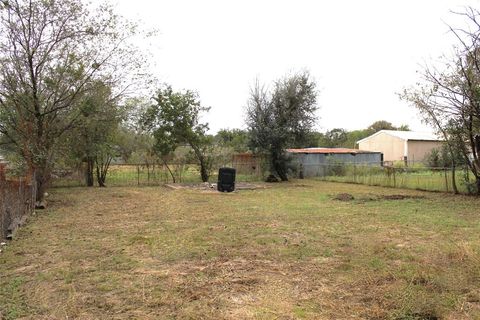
[1,0,480,199]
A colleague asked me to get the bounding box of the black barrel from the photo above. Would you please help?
[217,167,236,192]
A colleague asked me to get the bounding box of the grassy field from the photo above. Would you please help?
[319,167,474,194]
[52,164,259,188]
[1,181,480,319]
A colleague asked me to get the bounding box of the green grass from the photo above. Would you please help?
[1,180,480,319]
[52,164,260,187]
[320,167,474,193]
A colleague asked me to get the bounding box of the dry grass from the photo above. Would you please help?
[1,180,480,319]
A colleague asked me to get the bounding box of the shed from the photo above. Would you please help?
[232,152,262,175]
[357,130,443,164]
[287,148,383,177]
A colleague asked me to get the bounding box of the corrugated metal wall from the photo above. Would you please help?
[290,152,383,177]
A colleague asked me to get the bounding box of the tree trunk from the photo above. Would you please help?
[274,163,288,181]
[95,155,112,188]
[35,166,50,202]
[191,145,209,182]
[96,164,106,187]
[451,164,458,194]
[271,151,288,181]
[85,157,94,187]
[199,155,209,182]
[476,176,480,195]
[162,159,176,183]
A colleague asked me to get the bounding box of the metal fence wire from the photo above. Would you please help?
[0,164,36,240]
[297,162,471,193]
[50,161,475,194]
[51,162,261,188]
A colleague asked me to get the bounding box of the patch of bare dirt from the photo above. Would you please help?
[332,193,425,203]
[290,183,313,188]
[333,193,355,201]
[164,182,267,192]
[381,194,425,200]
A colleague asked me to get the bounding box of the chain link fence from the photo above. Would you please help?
[298,162,473,193]
[50,160,476,194]
[0,163,36,240]
[51,162,262,188]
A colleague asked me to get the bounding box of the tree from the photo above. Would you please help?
[215,129,249,152]
[117,97,157,165]
[366,121,409,133]
[397,124,410,131]
[367,120,396,133]
[142,86,212,182]
[246,71,318,181]
[401,7,480,194]
[57,81,124,187]
[320,128,348,147]
[344,129,370,148]
[0,0,144,200]
[65,81,123,187]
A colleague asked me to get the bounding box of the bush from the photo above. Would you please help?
[325,157,346,176]
[425,148,441,168]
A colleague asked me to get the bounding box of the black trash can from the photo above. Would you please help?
[217,167,236,192]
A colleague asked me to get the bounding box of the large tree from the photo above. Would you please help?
[65,81,123,187]
[401,7,480,194]
[320,128,348,147]
[366,120,396,133]
[0,0,143,201]
[142,86,212,182]
[215,129,249,153]
[246,71,318,181]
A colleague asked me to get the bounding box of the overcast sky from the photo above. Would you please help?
[111,0,480,133]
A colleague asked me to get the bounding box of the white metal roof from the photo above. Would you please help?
[287,147,381,154]
[357,130,442,144]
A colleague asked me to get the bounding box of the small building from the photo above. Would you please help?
[232,152,262,175]
[287,148,383,177]
[357,130,443,164]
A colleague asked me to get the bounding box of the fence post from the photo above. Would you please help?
[137,165,140,186]
[32,170,37,212]
[147,165,150,185]
[393,168,396,188]
[444,168,449,192]
[353,164,357,183]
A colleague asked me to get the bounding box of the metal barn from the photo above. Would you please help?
[287,148,383,178]
[357,130,443,164]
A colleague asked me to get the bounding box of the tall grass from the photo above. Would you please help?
[52,164,260,188]
[315,164,473,193]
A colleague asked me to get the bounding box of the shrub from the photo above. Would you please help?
[325,157,346,176]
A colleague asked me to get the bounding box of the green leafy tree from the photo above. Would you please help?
[61,81,123,187]
[400,8,480,194]
[397,124,410,131]
[0,0,145,200]
[303,131,324,147]
[367,120,396,133]
[142,86,212,182]
[118,97,158,165]
[320,128,348,147]
[246,71,318,181]
[344,129,370,148]
[215,129,249,152]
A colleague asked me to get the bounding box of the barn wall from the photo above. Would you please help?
[407,141,444,163]
[358,132,405,162]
